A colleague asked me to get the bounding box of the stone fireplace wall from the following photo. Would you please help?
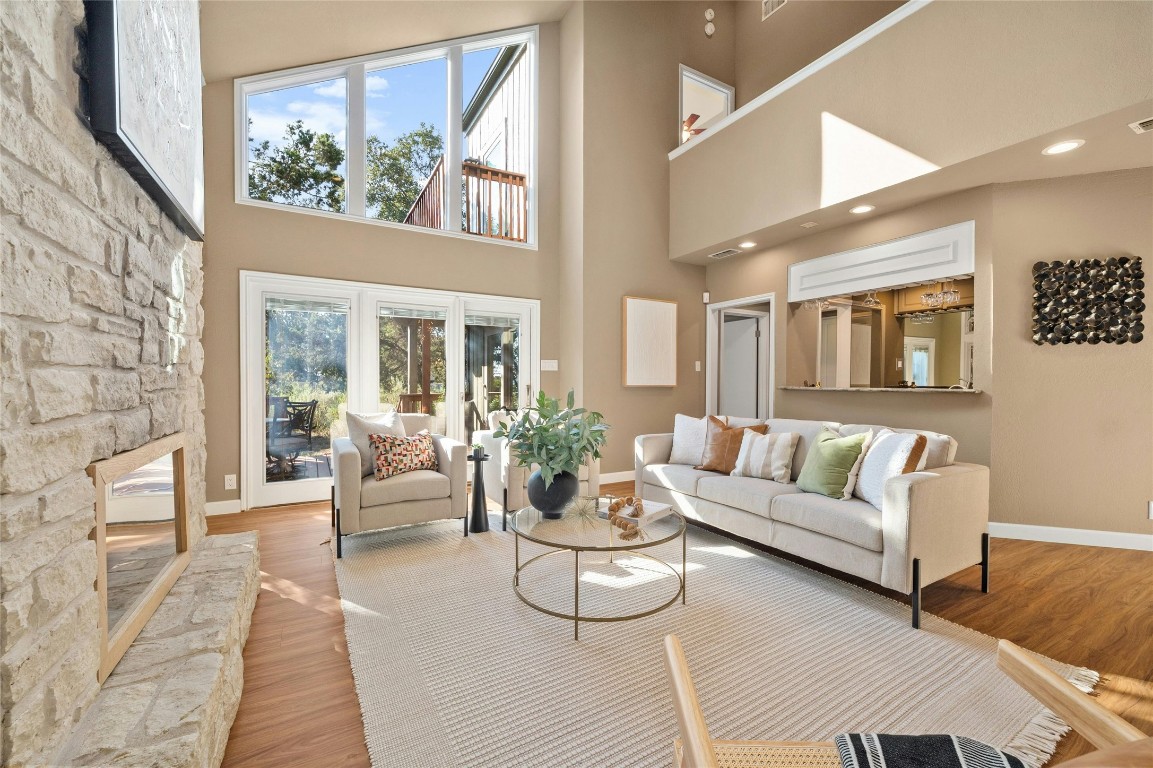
[0,2,208,764]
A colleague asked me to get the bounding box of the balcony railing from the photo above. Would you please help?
[403,160,528,243]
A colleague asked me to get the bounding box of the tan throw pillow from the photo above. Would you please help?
[731,431,801,483]
[695,416,768,474]
[369,432,438,481]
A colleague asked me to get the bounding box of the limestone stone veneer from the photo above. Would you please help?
[54,533,260,767]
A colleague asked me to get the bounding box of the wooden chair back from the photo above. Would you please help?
[997,639,1147,751]
[663,635,720,768]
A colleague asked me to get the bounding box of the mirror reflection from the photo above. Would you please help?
[800,277,975,389]
[106,453,178,631]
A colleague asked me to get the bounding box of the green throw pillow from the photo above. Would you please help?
[796,428,869,499]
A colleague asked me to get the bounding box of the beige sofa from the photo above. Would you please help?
[333,413,466,557]
[635,418,990,627]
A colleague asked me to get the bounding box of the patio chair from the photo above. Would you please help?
[663,634,1148,768]
[267,399,318,477]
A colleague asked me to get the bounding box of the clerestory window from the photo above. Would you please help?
[236,27,537,247]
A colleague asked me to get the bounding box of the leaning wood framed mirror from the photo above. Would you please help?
[88,432,191,682]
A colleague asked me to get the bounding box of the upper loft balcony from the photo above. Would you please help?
[669,1,1153,264]
[404,157,529,243]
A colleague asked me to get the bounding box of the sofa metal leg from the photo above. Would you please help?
[910,558,921,629]
[980,532,990,594]
[330,486,335,527]
[335,508,343,559]
[502,488,508,531]
[464,513,468,537]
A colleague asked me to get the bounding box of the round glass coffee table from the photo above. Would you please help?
[508,503,687,639]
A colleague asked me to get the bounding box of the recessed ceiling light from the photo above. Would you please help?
[800,221,818,228]
[850,204,875,214]
[1042,139,1085,155]
[738,241,757,249]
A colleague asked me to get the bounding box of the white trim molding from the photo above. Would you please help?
[705,292,777,419]
[205,500,244,516]
[989,522,1153,552]
[599,471,634,485]
[787,220,975,303]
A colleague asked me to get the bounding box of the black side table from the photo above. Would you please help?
[466,453,491,534]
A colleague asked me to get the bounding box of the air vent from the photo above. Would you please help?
[1128,117,1153,135]
[707,248,740,260]
[762,0,787,21]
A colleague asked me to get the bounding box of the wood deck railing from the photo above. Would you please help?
[403,160,528,243]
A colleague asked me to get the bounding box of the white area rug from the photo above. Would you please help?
[334,515,1095,768]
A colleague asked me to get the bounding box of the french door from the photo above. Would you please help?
[241,272,538,509]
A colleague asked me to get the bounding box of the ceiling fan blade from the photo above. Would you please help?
[689,128,704,135]
[682,113,700,130]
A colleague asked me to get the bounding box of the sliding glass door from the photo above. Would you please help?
[242,273,537,509]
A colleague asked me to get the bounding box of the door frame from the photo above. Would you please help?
[240,270,540,510]
[902,335,937,386]
[705,292,775,419]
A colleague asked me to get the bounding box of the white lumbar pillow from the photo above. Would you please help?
[730,431,800,483]
[347,411,406,477]
[669,414,716,466]
[853,428,929,509]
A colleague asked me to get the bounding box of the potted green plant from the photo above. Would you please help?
[494,389,609,518]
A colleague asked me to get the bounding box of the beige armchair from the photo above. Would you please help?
[332,413,466,557]
[473,409,600,530]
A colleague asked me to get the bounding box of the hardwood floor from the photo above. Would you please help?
[208,485,1152,767]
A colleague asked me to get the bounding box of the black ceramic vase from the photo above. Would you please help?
[527,469,579,518]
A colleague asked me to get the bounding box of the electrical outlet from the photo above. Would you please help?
[224,474,237,490]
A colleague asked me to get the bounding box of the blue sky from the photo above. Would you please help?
[248,47,501,154]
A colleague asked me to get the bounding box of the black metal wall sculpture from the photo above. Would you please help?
[1032,257,1144,345]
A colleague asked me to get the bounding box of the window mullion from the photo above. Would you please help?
[445,46,463,233]
[347,63,367,218]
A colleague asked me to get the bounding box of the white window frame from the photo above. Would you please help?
[678,64,734,146]
[234,26,539,249]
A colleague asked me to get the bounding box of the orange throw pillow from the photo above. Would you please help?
[695,416,768,474]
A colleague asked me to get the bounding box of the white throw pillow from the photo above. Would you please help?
[730,431,800,483]
[853,429,929,509]
[841,429,875,500]
[347,411,406,477]
[670,414,717,466]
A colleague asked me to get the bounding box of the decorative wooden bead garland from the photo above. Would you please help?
[1031,257,1144,345]
[608,496,644,541]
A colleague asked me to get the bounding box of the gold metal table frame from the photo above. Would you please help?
[509,506,687,639]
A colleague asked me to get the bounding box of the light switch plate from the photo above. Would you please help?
[541,359,558,371]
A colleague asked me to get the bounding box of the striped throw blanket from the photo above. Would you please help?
[835,733,1025,768]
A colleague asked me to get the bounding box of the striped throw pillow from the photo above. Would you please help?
[730,431,801,483]
[369,432,438,481]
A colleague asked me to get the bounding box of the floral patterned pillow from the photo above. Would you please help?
[369,432,438,481]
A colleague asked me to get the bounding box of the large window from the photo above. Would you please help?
[236,27,537,246]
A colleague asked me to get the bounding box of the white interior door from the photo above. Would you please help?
[903,336,937,386]
[719,315,758,417]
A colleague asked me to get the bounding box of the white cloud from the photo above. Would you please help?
[312,80,346,98]
[366,75,389,97]
[248,99,348,148]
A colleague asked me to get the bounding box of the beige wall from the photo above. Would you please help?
[201,23,565,503]
[706,169,1153,536]
[574,1,736,472]
[733,0,903,106]
[989,170,1152,536]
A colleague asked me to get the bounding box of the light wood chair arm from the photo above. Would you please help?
[997,640,1147,750]
[664,635,720,768]
[1056,737,1153,767]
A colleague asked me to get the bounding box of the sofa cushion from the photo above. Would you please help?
[670,414,712,466]
[770,493,884,552]
[854,430,928,509]
[840,424,957,469]
[360,469,449,508]
[642,464,718,495]
[767,419,842,480]
[697,416,768,474]
[796,428,871,499]
[731,431,801,483]
[697,475,803,518]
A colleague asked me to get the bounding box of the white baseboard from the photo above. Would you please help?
[599,471,634,485]
[205,499,244,516]
[989,522,1152,552]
